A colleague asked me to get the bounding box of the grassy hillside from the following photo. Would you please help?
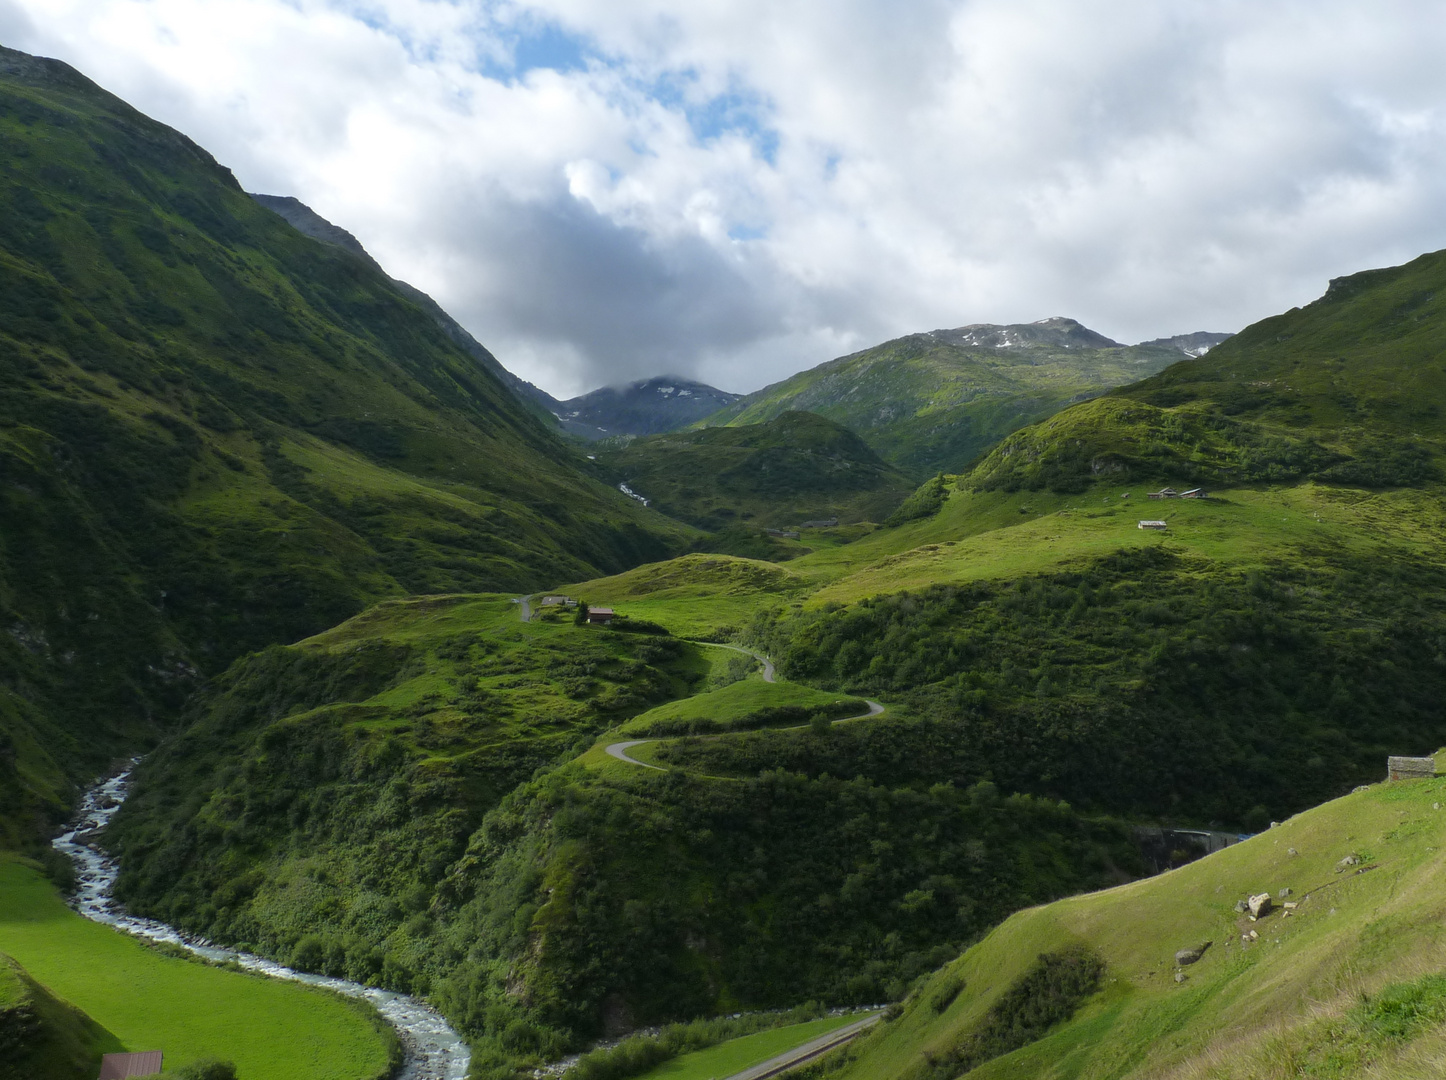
[820,769,1446,1080]
[0,46,691,849]
[0,856,394,1080]
[703,320,1188,478]
[593,411,916,531]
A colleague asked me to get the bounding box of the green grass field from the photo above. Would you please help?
[831,771,1446,1080]
[0,858,395,1080]
[563,478,1446,621]
[634,1012,870,1080]
[562,554,813,638]
[0,949,117,1080]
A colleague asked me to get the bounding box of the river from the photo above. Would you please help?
[52,762,471,1080]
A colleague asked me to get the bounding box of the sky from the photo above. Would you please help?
[4,1,1446,399]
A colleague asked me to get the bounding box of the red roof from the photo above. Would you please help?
[98,1052,165,1079]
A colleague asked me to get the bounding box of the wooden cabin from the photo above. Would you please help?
[98,1052,164,1079]
[1137,520,1168,531]
[586,607,616,624]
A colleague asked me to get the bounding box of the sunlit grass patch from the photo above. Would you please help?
[0,859,394,1080]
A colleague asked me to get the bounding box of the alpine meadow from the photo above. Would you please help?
[3,22,1446,1080]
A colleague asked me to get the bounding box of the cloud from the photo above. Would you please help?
[8,0,1446,396]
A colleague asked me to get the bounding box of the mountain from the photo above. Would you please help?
[1136,329,1232,356]
[702,319,1216,479]
[102,243,1446,1078]
[0,45,692,849]
[250,193,564,430]
[553,375,742,440]
[17,39,1446,1080]
[590,411,917,532]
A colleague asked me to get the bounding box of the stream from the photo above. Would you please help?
[52,762,471,1080]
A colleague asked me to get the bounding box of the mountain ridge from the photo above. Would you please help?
[702,319,1225,478]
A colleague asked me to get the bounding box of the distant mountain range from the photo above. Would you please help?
[702,318,1234,478]
[549,376,743,439]
[241,208,1238,466]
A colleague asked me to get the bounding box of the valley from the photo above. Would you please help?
[3,37,1446,1080]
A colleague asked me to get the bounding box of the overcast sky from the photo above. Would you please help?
[4,1,1446,398]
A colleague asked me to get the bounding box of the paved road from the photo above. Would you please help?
[702,642,776,683]
[604,739,667,771]
[517,594,533,622]
[601,642,884,771]
[723,1013,882,1080]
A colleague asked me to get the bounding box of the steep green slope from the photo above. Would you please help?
[967,253,1446,494]
[821,769,1446,1080]
[106,595,706,995]
[703,320,1190,477]
[0,46,691,848]
[594,411,916,531]
[0,950,118,1080]
[104,586,1145,1076]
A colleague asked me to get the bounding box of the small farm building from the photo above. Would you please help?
[1147,488,1179,499]
[587,607,616,624]
[1388,755,1438,781]
[1181,488,1207,499]
[1138,520,1168,531]
[98,1052,164,1079]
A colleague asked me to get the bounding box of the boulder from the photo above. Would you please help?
[1336,854,1360,872]
[1175,941,1212,966]
[1233,899,1249,914]
[1247,893,1272,918]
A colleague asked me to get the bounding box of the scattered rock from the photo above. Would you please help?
[1175,942,1212,966]
[1283,901,1298,910]
[1277,887,1292,899]
[1248,893,1272,919]
[1234,899,1249,914]
[1286,847,1299,857]
[1249,929,1259,941]
[1335,855,1360,873]
[1174,972,1188,983]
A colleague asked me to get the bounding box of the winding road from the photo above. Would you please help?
[602,641,884,772]
[508,596,888,774]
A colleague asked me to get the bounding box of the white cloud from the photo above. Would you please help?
[6,0,1446,396]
